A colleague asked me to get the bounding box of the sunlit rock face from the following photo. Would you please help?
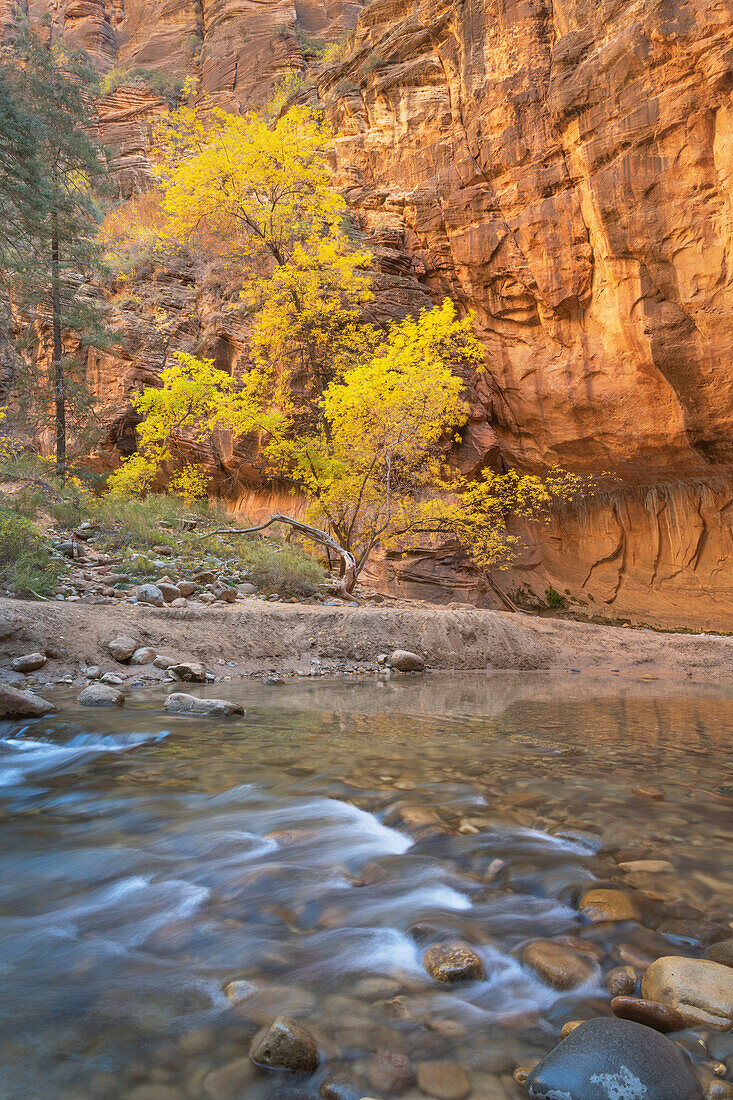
[6,0,733,627]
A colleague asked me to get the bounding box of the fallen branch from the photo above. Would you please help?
[198,513,359,600]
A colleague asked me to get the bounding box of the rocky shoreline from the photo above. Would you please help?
[1,598,733,699]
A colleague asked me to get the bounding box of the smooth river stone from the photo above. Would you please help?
[523,941,599,990]
[423,942,485,983]
[416,1061,471,1100]
[707,940,733,968]
[611,995,685,1032]
[642,956,733,1030]
[526,1018,703,1100]
[579,888,641,923]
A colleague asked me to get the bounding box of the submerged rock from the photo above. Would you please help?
[641,956,733,1030]
[164,693,244,717]
[108,635,138,662]
[579,888,641,923]
[249,1015,318,1074]
[391,649,425,672]
[367,1049,415,1093]
[11,652,47,673]
[0,683,55,717]
[423,942,484,983]
[77,684,125,707]
[525,1017,703,1100]
[416,1061,471,1100]
[707,940,733,968]
[523,940,599,990]
[611,995,684,1032]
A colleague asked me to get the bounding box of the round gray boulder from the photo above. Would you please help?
[526,1017,703,1100]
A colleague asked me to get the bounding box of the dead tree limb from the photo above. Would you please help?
[198,513,359,599]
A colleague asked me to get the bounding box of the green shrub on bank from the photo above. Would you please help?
[236,539,324,596]
[0,511,62,597]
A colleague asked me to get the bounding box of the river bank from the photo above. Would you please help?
[1,596,733,687]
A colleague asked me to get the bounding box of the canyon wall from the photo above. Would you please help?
[5,0,733,629]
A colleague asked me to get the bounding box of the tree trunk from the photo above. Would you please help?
[199,513,359,598]
[51,210,65,480]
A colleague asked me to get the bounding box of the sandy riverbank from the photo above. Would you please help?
[0,597,732,684]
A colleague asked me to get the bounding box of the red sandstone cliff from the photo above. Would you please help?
[4,0,733,630]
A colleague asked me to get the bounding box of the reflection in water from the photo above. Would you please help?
[0,673,731,1100]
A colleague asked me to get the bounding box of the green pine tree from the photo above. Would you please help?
[0,22,109,479]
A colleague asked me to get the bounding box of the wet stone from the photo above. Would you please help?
[202,1057,257,1100]
[416,1061,471,1100]
[525,1017,703,1100]
[707,940,733,968]
[605,966,637,996]
[163,693,244,717]
[249,1015,318,1074]
[0,683,55,718]
[579,888,641,923]
[522,941,599,990]
[424,943,485,983]
[642,956,733,1030]
[610,995,685,1032]
[367,1049,415,1093]
[77,684,125,707]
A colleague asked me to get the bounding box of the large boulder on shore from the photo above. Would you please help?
[108,635,138,662]
[11,652,47,673]
[526,1017,703,1100]
[391,650,425,672]
[642,956,733,1030]
[0,683,55,717]
[164,693,244,717]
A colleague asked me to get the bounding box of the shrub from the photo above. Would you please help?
[100,65,185,105]
[236,539,324,596]
[545,585,565,611]
[0,511,62,597]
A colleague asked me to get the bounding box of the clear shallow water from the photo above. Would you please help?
[0,673,731,1100]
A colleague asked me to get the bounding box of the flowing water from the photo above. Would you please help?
[0,673,731,1100]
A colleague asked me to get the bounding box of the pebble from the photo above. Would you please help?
[85,666,102,679]
[109,635,139,662]
[611,995,685,1032]
[367,1049,415,1093]
[11,652,47,673]
[163,693,244,717]
[522,941,599,990]
[391,650,425,672]
[707,940,733,968]
[101,672,125,686]
[560,1020,583,1039]
[249,1015,319,1073]
[202,1057,256,1100]
[77,684,125,707]
[618,860,674,873]
[0,683,55,717]
[605,965,637,996]
[642,956,733,1030]
[578,888,641,923]
[423,942,485,983]
[525,1017,703,1100]
[416,1061,471,1100]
